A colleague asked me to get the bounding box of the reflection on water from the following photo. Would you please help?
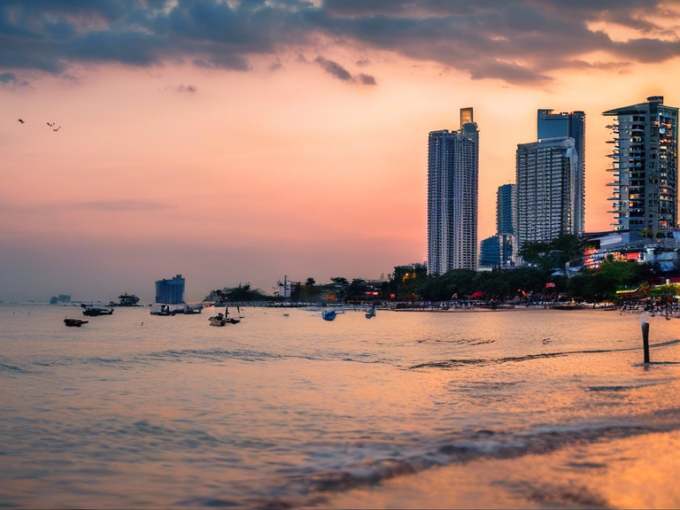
[1,306,679,508]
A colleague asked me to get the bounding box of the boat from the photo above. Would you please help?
[82,306,114,317]
[365,306,377,319]
[210,316,227,327]
[322,310,337,321]
[150,304,173,316]
[64,318,88,327]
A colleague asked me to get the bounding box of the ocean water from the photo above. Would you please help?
[1,305,680,508]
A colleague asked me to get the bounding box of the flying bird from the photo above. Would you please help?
[53,126,61,132]
[18,119,24,124]
[47,122,54,127]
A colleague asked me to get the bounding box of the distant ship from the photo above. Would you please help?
[82,305,114,317]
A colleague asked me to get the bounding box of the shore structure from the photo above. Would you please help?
[427,107,479,275]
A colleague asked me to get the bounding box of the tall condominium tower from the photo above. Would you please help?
[427,108,479,275]
[155,274,185,304]
[516,138,578,248]
[496,183,516,234]
[537,109,586,234]
[603,96,678,231]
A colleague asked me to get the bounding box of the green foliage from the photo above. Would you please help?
[204,283,272,303]
[305,277,316,287]
[519,234,583,271]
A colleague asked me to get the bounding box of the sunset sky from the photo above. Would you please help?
[2,0,680,302]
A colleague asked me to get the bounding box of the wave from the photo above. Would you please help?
[249,419,677,509]
[410,339,680,370]
[0,361,30,374]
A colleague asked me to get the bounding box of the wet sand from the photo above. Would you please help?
[318,429,680,509]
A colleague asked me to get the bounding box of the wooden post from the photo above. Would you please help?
[641,321,650,364]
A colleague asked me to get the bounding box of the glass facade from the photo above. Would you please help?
[155,274,185,304]
[537,110,585,234]
[427,109,479,275]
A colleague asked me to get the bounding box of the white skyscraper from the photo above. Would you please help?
[427,108,479,275]
[516,137,578,249]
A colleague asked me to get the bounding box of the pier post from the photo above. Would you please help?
[641,321,650,364]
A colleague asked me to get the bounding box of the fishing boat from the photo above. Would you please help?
[64,318,88,327]
[321,310,336,321]
[210,315,227,327]
[208,312,239,326]
[82,306,114,317]
[150,305,173,316]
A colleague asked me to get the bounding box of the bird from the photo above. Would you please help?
[53,126,61,132]
[47,122,54,127]
[18,119,24,124]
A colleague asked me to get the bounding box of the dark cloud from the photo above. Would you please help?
[0,72,29,87]
[315,56,352,81]
[315,57,377,85]
[357,73,376,85]
[0,0,677,85]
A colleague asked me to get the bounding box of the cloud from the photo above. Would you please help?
[314,56,352,81]
[73,200,172,212]
[0,0,678,85]
[176,84,197,93]
[357,73,376,85]
[0,72,29,88]
[315,56,378,85]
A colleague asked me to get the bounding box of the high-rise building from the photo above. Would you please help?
[603,96,678,232]
[537,109,586,234]
[427,108,479,274]
[155,274,185,304]
[479,235,500,268]
[496,183,516,234]
[516,138,578,248]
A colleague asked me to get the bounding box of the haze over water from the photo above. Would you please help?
[2,306,680,508]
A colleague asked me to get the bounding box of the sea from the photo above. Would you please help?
[1,305,680,508]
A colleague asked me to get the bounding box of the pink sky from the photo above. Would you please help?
[1,1,679,302]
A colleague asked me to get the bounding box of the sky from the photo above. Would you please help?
[2,0,680,303]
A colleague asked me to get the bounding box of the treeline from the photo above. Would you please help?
[388,234,658,302]
[204,284,273,303]
[392,259,654,302]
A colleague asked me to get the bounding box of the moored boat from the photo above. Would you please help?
[82,307,114,317]
[322,310,336,321]
[64,318,88,327]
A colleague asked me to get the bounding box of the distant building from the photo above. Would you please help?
[516,137,579,249]
[276,277,299,300]
[499,232,517,269]
[118,293,140,307]
[479,235,501,268]
[538,110,586,234]
[427,108,479,274]
[155,275,185,304]
[497,183,516,235]
[603,96,678,232]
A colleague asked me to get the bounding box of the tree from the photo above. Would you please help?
[330,277,349,286]
[305,277,316,287]
[640,228,654,240]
